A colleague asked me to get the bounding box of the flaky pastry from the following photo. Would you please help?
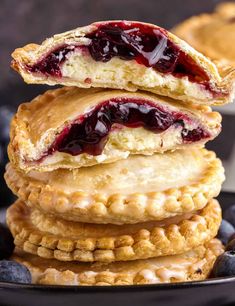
[173,2,235,67]
[7,199,221,262]
[5,149,224,224]
[9,87,221,172]
[12,239,223,285]
[11,20,235,105]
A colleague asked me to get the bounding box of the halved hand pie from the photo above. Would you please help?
[12,239,223,285]
[173,3,235,66]
[5,149,224,224]
[9,87,221,172]
[11,20,235,105]
[7,199,221,262]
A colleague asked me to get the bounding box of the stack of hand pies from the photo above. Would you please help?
[4,21,235,286]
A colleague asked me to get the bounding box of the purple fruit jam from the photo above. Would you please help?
[47,98,210,157]
[27,21,209,83]
[87,22,209,82]
[181,127,209,142]
[29,45,76,77]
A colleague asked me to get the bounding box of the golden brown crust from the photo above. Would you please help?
[8,86,222,172]
[173,2,235,68]
[11,20,235,105]
[4,149,225,224]
[12,239,224,285]
[7,199,221,262]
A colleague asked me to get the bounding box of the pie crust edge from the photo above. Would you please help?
[7,199,221,262]
[4,149,225,224]
[12,239,223,285]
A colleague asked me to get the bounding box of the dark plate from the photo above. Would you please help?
[0,191,235,306]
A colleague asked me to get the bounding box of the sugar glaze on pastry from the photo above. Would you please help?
[7,199,221,262]
[5,149,224,224]
[12,239,224,285]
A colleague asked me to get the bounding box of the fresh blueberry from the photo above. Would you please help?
[228,232,235,244]
[0,106,13,143]
[0,165,15,207]
[0,145,3,165]
[0,223,14,259]
[217,219,235,245]
[226,238,235,252]
[0,143,9,166]
[224,205,235,227]
[0,260,31,283]
[212,251,235,277]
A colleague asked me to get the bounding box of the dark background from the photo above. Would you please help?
[1,0,232,109]
[0,0,234,206]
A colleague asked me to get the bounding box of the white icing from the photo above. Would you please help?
[191,259,207,272]
[156,268,186,282]
[74,199,91,209]
[83,271,97,277]
[139,269,160,283]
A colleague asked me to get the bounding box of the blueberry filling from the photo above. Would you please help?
[29,45,77,78]
[86,22,209,82]
[46,98,210,157]
[27,21,210,84]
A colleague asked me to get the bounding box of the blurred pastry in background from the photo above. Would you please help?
[173,2,235,67]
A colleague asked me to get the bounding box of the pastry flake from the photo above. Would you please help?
[9,87,222,172]
[7,199,222,262]
[11,20,235,105]
[4,149,225,224]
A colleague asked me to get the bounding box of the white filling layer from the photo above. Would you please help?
[61,53,213,101]
[38,126,190,170]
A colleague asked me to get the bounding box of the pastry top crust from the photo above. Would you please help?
[173,3,235,66]
[8,86,221,172]
[5,148,221,201]
[5,148,224,224]
[12,239,223,285]
[11,20,235,105]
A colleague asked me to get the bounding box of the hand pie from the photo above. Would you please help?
[12,239,223,285]
[5,149,224,224]
[9,87,221,172]
[11,20,235,105]
[173,3,235,67]
[7,199,221,262]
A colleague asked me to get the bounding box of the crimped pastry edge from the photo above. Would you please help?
[7,199,222,262]
[4,149,225,224]
[11,20,235,105]
[12,239,224,285]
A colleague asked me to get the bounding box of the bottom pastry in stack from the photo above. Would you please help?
[5,148,225,285]
[12,239,223,285]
